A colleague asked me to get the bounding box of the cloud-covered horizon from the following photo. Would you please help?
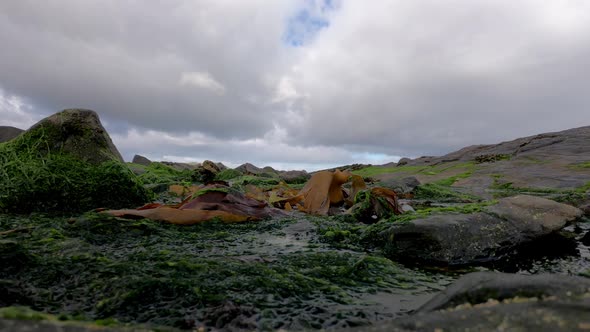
[2,0,590,171]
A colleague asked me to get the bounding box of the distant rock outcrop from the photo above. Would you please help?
[0,126,23,143]
[236,163,263,175]
[132,154,151,166]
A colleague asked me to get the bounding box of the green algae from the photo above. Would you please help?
[353,161,476,178]
[214,168,243,181]
[0,213,446,330]
[413,183,478,202]
[0,131,149,213]
[136,162,193,186]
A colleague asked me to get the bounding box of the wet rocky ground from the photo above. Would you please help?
[1,209,589,331]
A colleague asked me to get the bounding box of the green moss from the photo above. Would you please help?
[229,175,281,190]
[432,171,473,186]
[0,134,149,213]
[352,162,476,179]
[137,162,193,185]
[571,161,590,169]
[214,168,243,181]
[0,306,53,321]
[413,183,477,202]
[352,165,426,177]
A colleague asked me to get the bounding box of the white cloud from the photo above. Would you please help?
[179,71,226,95]
[2,1,590,170]
[0,89,41,129]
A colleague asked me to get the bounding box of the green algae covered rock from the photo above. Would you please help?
[0,109,149,213]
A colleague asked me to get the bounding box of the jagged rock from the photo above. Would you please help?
[192,160,222,183]
[216,162,228,171]
[382,195,583,265]
[27,109,123,164]
[131,154,151,166]
[0,126,23,143]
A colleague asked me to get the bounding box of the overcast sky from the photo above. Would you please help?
[2,0,590,171]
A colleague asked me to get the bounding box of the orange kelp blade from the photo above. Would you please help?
[103,207,256,225]
[299,171,332,215]
[299,170,352,215]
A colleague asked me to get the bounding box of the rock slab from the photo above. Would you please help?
[343,272,590,332]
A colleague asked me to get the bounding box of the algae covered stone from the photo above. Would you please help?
[0,109,149,213]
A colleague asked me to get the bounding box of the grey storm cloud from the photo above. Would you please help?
[1,0,590,169]
[0,0,296,138]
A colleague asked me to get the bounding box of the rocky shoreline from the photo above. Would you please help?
[1,109,589,331]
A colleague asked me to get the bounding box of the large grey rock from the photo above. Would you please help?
[27,109,123,164]
[0,126,23,143]
[343,272,590,332]
[383,195,583,265]
[131,154,151,166]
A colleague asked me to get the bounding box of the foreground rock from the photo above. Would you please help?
[384,195,583,265]
[0,126,23,143]
[345,272,590,331]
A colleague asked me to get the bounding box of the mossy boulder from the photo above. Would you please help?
[0,109,149,213]
[382,195,583,265]
[27,109,124,164]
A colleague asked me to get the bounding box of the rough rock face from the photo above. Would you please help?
[344,272,590,332]
[383,195,583,265]
[372,126,590,201]
[28,109,123,164]
[131,154,151,166]
[0,126,23,143]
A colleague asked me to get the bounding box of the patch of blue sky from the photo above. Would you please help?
[351,152,402,165]
[283,0,339,47]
